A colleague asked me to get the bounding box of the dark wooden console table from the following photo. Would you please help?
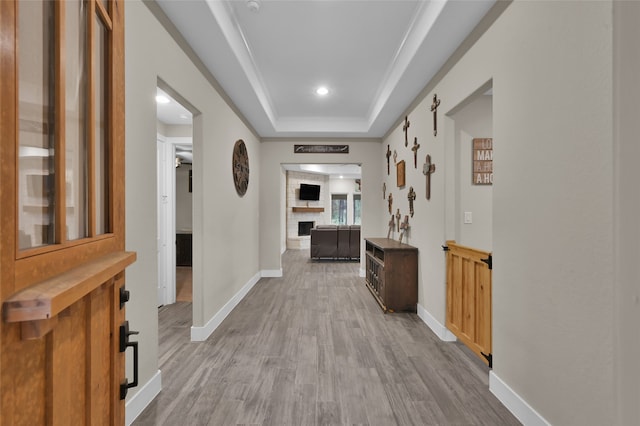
[364,238,418,312]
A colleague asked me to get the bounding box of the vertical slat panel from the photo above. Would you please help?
[48,300,87,425]
[87,281,111,425]
[445,241,492,365]
[3,325,46,425]
[112,275,126,425]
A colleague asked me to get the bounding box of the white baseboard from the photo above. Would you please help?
[261,269,283,278]
[191,272,261,341]
[125,370,162,426]
[359,268,365,278]
[490,371,551,426]
[417,303,457,342]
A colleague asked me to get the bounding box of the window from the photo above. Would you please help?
[353,194,361,225]
[17,0,113,251]
[331,194,347,225]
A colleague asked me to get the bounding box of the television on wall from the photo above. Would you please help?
[299,183,321,201]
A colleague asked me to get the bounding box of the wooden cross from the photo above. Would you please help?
[387,214,395,239]
[388,193,393,214]
[395,209,401,233]
[399,215,410,243]
[408,186,416,217]
[411,137,420,168]
[382,182,386,200]
[423,154,436,200]
[430,94,441,136]
[403,116,410,147]
[385,144,391,175]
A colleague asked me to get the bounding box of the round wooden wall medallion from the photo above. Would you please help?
[232,139,249,196]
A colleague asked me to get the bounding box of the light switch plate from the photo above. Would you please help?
[464,211,473,224]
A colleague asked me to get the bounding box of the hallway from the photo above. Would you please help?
[133,250,519,425]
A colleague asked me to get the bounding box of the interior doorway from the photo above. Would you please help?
[444,80,494,366]
[281,163,362,252]
[156,86,194,307]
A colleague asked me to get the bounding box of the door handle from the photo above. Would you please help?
[119,321,140,400]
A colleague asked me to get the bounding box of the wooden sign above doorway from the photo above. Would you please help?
[472,138,493,185]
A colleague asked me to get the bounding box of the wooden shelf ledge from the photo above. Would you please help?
[3,251,136,325]
[292,207,324,213]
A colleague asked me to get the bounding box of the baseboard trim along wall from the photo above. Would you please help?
[490,372,551,426]
[261,269,283,278]
[417,303,457,342]
[125,369,162,426]
[191,272,262,341]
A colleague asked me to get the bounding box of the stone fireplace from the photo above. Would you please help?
[298,221,314,236]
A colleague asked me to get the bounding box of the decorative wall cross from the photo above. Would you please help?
[395,209,401,233]
[399,215,410,243]
[430,94,441,136]
[385,144,391,175]
[387,214,395,239]
[388,193,393,214]
[408,186,416,217]
[382,182,386,200]
[423,154,436,200]
[411,137,420,168]
[403,116,410,147]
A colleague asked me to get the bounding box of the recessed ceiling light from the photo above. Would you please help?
[179,114,189,120]
[316,86,329,96]
[155,95,170,104]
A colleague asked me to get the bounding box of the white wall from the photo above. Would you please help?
[125,0,260,404]
[383,2,615,424]
[452,94,492,249]
[285,171,329,249]
[613,2,640,424]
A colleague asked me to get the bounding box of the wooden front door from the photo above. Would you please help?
[445,241,492,366]
[0,0,134,424]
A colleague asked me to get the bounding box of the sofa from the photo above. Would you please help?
[310,225,360,260]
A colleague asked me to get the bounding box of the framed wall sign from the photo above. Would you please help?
[472,138,493,185]
[396,160,406,188]
[294,144,349,154]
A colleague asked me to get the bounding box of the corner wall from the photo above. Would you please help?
[383,1,615,424]
[260,140,382,275]
[124,0,260,410]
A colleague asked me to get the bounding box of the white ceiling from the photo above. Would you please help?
[155,0,496,139]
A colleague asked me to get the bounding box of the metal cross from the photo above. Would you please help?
[408,186,416,217]
[403,115,410,147]
[423,154,436,200]
[388,193,393,214]
[387,214,395,239]
[399,215,410,243]
[395,209,401,233]
[430,94,441,136]
[411,137,420,168]
[385,144,391,175]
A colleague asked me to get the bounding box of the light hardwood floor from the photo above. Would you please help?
[134,250,520,425]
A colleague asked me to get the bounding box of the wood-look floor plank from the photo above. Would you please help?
[133,250,520,425]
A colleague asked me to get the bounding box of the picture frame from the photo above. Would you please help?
[396,160,406,187]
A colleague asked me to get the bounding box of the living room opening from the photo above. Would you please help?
[282,163,361,261]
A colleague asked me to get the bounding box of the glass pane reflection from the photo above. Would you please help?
[18,0,56,249]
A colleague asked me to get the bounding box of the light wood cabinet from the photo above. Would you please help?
[364,238,418,312]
